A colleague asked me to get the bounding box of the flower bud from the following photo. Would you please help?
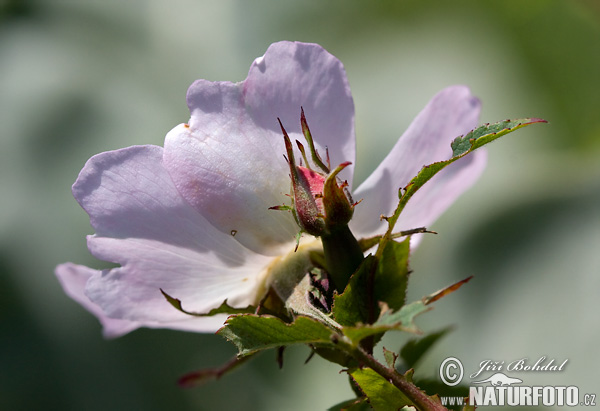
[276,117,355,237]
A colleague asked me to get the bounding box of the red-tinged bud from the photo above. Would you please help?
[277,118,354,237]
[273,111,364,292]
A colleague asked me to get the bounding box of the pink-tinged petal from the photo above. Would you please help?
[397,149,487,245]
[56,263,140,338]
[351,86,482,238]
[72,145,272,323]
[56,263,232,337]
[85,236,269,323]
[164,41,355,255]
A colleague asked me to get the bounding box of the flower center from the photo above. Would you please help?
[254,238,322,304]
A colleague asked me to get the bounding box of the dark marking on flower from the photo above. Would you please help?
[184,124,190,128]
[230,230,237,236]
[308,268,333,313]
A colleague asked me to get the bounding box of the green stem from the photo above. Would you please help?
[321,225,364,293]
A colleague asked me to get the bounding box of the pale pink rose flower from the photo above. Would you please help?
[56,41,486,338]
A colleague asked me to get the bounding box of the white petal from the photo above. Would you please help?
[56,263,140,338]
[164,41,356,255]
[56,263,232,336]
[71,145,272,324]
[85,236,269,322]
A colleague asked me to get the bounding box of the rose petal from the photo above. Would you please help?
[351,86,482,238]
[85,236,269,322]
[72,145,271,323]
[397,150,487,245]
[56,263,231,337]
[164,41,355,255]
[56,263,140,338]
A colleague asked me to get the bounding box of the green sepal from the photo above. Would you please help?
[323,161,354,230]
[301,107,330,173]
[217,314,335,357]
[160,289,255,317]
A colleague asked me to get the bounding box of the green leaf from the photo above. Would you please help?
[451,118,546,157]
[332,255,376,326]
[350,368,413,410]
[217,314,335,356]
[340,301,430,346]
[402,118,546,205]
[341,325,392,346]
[400,327,452,370]
[375,118,546,263]
[332,238,409,330]
[375,300,430,332]
[375,238,410,311]
[328,397,370,411]
[161,290,255,317]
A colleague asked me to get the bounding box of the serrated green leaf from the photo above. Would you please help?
[340,301,430,346]
[402,118,546,204]
[332,255,376,326]
[350,368,413,410]
[375,238,410,311]
[341,324,393,345]
[375,300,430,332]
[400,327,452,370]
[161,289,255,317]
[375,118,546,265]
[217,314,335,356]
[451,118,546,157]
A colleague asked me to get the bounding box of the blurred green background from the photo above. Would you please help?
[2,0,599,409]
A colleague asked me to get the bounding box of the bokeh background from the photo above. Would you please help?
[2,0,599,409]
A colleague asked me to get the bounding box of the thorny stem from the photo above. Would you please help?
[337,337,447,411]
